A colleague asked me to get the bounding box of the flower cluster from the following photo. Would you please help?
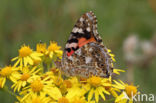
[0,41,139,103]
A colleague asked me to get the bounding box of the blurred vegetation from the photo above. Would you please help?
[0,0,156,102]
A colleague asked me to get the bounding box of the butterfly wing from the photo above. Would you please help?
[65,11,103,57]
[61,11,113,78]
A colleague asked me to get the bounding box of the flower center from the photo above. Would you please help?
[125,85,137,98]
[19,46,32,57]
[48,42,61,51]
[58,97,69,103]
[32,97,41,103]
[89,76,101,87]
[36,43,46,53]
[21,73,30,81]
[31,80,43,92]
[73,99,85,103]
[63,80,72,88]
[0,66,12,77]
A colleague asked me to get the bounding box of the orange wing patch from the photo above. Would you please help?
[78,37,96,48]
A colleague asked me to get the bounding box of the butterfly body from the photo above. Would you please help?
[59,11,113,78]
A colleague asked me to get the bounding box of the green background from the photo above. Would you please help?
[0,0,156,102]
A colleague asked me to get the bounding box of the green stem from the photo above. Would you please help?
[104,98,115,102]
[2,86,17,97]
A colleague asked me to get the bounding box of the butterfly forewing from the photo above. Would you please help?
[60,11,113,78]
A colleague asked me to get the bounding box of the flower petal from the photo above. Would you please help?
[88,88,94,102]
[95,89,99,102]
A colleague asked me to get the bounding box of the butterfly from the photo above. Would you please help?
[58,11,113,78]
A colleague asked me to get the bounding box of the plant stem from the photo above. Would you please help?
[2,86,17,97]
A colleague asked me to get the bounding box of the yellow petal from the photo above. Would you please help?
[24,57,28,67]
[13,59,20,67]
[48,87,62,100]
[10,76,17,83]
[115,92,128,103]
[11,56,19,61]
[26,56,33,65]
[20,58,23,68]
[97,87,105,101]
[49,52,54,58]
[30,54,41,60]
[55,50,63,54]
[18,82,22,92]
[2,78,6,88]
[113,80,125,89]
[66,87,80,99]
[31,52,43,57]
[88,88,94,102]
[95,89,99,102]
[22,81,26,87]
[113,69,125,75]
[14,84,18,92]
[100,87,110,95]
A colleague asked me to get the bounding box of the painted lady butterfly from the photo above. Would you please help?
[58,11,113,78]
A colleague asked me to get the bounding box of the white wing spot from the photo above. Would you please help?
[95,30,98,34]
[86,27,91,32]
[68,43,77,48]
[77,28,83,33]
[68,56,74,61]
[89,48,93,52]
[80,17,84,22]
[72,27,78,33]
[85,56,92,64]
[75,49,81,56]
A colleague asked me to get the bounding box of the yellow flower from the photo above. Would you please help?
[19,93,52,103]
[20,75,61,102]
[86,76,111,102]
[31,79,44,92]
[58,96,87,103]
[113,69,125,75]
[0,78,4,88]
[108,49,116,62]
[33,59,42,66]
[104,77,120,98]
[19,46,32,57]
[109,87,120,98]
[113,80,138,103]
[63,80,72,88]
[0,66,18,88]
[71,97,87,103]
[36,43,47,54]
[56,90,87,103]
[11,66,41,92]
[89,76,101,87]
[48,41,61,51]
[46,41,63,59]
[51,77,88,103]
[58,97,69,103]
[59,76,88,97]
[12,45,43,68]
[125,85,137,97]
